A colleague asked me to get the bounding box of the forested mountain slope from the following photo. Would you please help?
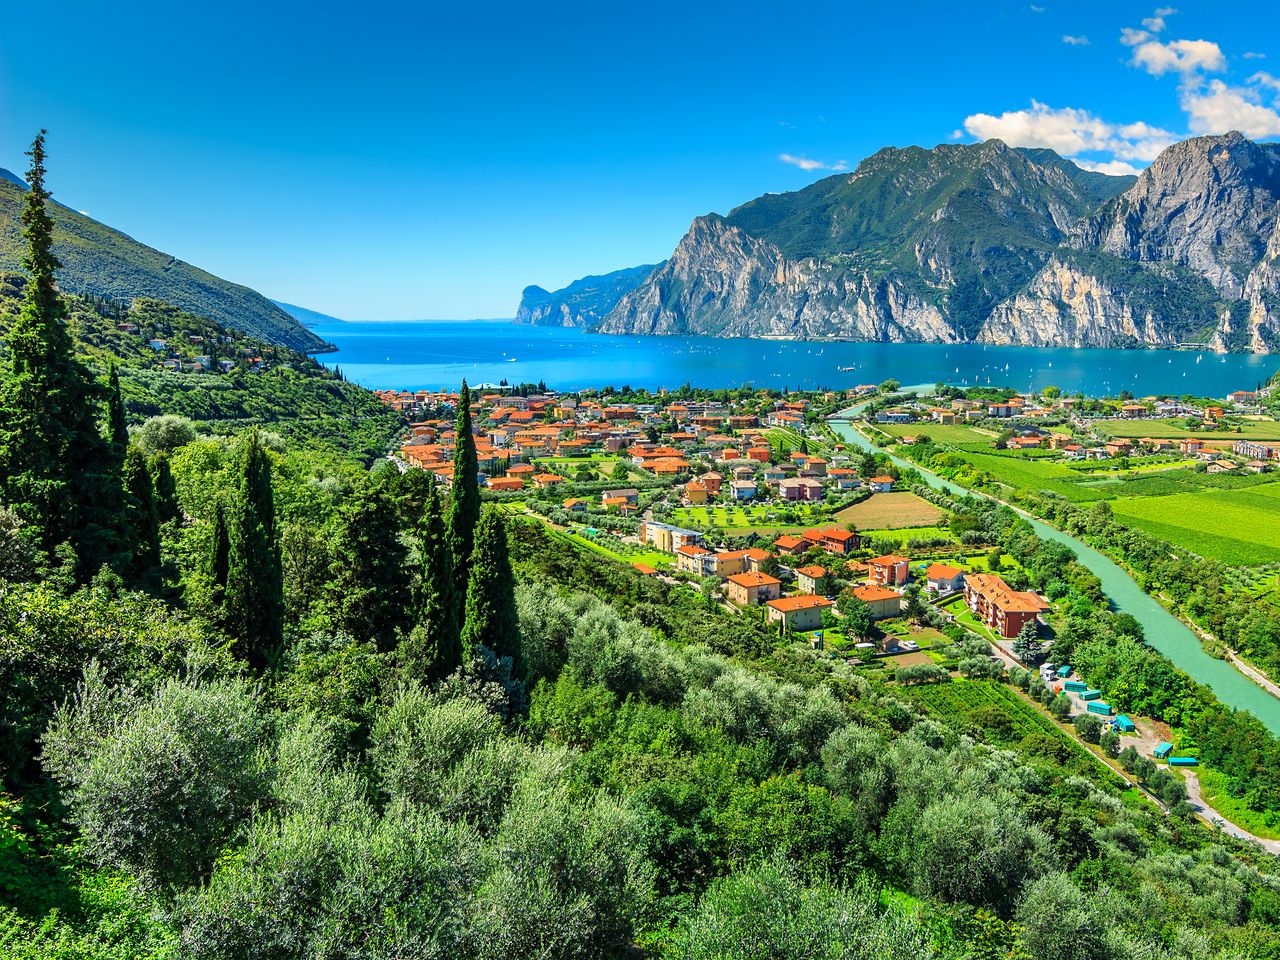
[0,273,401,459]
[0,169,327,352]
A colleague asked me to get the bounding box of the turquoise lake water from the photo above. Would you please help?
[830,413,1280,734]
[313,320,1280,396]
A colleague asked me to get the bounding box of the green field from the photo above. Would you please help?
[899,680,1111,781]
[862,525,955,545]
[671,503,830,533]
[877,423,994,444]
[1110,483,1280,564]
[952,450,1113,502]
[1096,418,1280,440]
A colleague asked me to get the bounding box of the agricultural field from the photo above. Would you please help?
[862,525,956,546]
[899,679,1109,781]
[944,450,1113,502]
[1095,417,1280,441]
[670,502,830,533]
[1110,482,1280,565]
[876,422,995,444]
[834,491,945,529]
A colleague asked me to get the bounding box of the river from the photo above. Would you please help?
[829,413,1280,734]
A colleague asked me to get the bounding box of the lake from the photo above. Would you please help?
[312,319,1280,396]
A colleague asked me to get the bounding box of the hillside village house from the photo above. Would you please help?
[729,479,758,500]
[601,488,639,504]
[684,480,708,504]
[778,477,825,501]
[1179,438,1204,455]
[675,544,715,576]
[867,554,910,587]
[725,571,782,607]
[773,534,807,556]
[641,521,703,554]
[851,584,903,620]
[766,594,833,632]
[1235,439,1280,460]
[801,527,859,555]
[868,476,894,493]
[963,573,1048,639]
[485,477,524,492]
[924,562,965,594]
[794,565,827,595]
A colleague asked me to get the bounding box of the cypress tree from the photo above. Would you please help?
[149,450,179,522]
[107,362,128,451]
[208,500,230,610]
[0,131,122,577]
[121,445,161,587]
[402,478,462,681]
[460,506,523,678]
[447,380,481,598]
[224,430,283,669]
[325,479,411,650]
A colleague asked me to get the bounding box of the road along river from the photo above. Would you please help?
[829,412,1280,735]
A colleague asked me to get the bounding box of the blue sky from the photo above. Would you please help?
[2,1,1278,319]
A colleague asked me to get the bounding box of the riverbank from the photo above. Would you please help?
[829,408,1280,734]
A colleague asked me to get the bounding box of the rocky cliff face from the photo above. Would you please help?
[979,257,1180,348]
[995,133,1280,350]
[599,216,956,341]
[589,134,1280,353]
[515,263,660,327]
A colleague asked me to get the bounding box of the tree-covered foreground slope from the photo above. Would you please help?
[0,273,401,461]
[0,165,325,352]
[8,132,1280,960]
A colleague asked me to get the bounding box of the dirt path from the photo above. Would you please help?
[1226,649,1280,700]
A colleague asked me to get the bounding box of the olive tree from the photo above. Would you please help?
[42,665,269,891]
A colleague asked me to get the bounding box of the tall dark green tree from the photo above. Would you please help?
[460,506,523,678]
[224,430,283,669]
[207,499,230,614]
[401,478,462,681]
[447,380,481,599]
[149,450,179,523]
[106,362,128,452]
[121,445,161,587]
[0,131,123,577]
[325,479,411,650]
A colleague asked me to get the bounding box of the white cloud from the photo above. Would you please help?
[1062,34,1090,46]
[1249,71,1280,94]
[1073,158,1142,176]
[1182,79,1280,137]
[779,153,848,172]
[948,129,964,140]
[1128,37,1226,76]
[962,101,1176,162]
[1244,51,1267,60]
[1030,4,1045,12]
[1120,27,1149,46]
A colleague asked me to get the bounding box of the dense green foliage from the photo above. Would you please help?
[0,274,403,461]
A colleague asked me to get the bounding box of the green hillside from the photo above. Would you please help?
[0,273,401,460]
[0,170,327,352]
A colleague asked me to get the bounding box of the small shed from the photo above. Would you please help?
[1080,689,1102,701]
[1113,715,1136,733]
[1055,665,1072,679]
[1169,756,1199,767]
[1086,701,1113,716]
[1064,680,1088,693]
[1153,742,1173,760]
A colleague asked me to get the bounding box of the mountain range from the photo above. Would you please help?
[0,169,325,353]
[524,132,1280,353]
[516,263,663,327]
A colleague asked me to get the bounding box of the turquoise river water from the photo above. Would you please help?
[829,414,1280,734]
